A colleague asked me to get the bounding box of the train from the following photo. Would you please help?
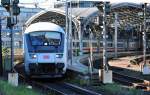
[24,22,68,78]
[72,39,140,54]
[23,22,141,78]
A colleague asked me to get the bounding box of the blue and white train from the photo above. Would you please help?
[24,22,68,78]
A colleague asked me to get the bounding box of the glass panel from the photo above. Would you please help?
[29,31,61,46]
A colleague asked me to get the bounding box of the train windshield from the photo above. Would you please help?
[29,31,61,46]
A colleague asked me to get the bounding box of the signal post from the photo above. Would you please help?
[1,0,20,86]
[142,3,150,75]
[96,2,112,84]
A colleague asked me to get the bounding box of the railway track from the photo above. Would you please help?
[91,71,150,91]
[13,53,150,93]
[113,72,150,91]
[32,81,101,95]
[14,63,101,95]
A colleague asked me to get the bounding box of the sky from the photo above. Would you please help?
[19,0,45,3]
[0,0,150,4]
[0,0,46,3]
[19,0,150,3]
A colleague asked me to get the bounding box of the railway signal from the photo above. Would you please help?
[1,0,20,28]
[1,0,10,11]
[1,0,20,74]
[96,1,111,71]
[12,0,20,16]
[105,2,111,15]
[1,0,20,16]
[96,1,112,83]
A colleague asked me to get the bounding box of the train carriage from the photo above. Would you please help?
[24,22,68,78]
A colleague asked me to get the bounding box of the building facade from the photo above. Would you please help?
[0,6,41,48]
[1,0,99,49]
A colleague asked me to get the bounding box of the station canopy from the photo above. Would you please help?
[110,3,150,29]
[25,2,150,33]
[82,2,150,34]
[25,9,74,29]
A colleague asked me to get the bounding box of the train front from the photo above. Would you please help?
[24,22,67,78]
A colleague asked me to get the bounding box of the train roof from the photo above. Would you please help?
[24,22,65,34]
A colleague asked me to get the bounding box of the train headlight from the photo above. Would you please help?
[56,54,63,58]
[29,54,37,59]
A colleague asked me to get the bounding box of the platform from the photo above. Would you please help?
[67,51,146,76]
[68,55,91,75]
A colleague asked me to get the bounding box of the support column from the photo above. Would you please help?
[143,3,146,67]
[78,18,83,55]
[114,13,118,58]
[69,1,73,65]
[103,5,108,71]
[0,17,3,76]
[142,3,150,75]
[65,0,69,62]
[89,31,93,73]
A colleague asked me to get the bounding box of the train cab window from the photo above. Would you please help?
[29,31,61,46]
[27,31,64,53]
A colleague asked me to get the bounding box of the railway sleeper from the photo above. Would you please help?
[113,77,133,86]
[133,83,148,90]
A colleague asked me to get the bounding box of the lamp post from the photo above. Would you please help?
[0,17,3,76]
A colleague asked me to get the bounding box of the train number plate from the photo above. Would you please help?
[43,55,50,59]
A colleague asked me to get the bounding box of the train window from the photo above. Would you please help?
[130,43,134,48]
[100,43,103,47]
[107,43,113,47]
[83,42,88,47]
[117,43,123,47]
[74,42,79,47]
[29,31,61,46]
[92,43,97,47]
[73,42,79,47]
[73,42,75,47]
